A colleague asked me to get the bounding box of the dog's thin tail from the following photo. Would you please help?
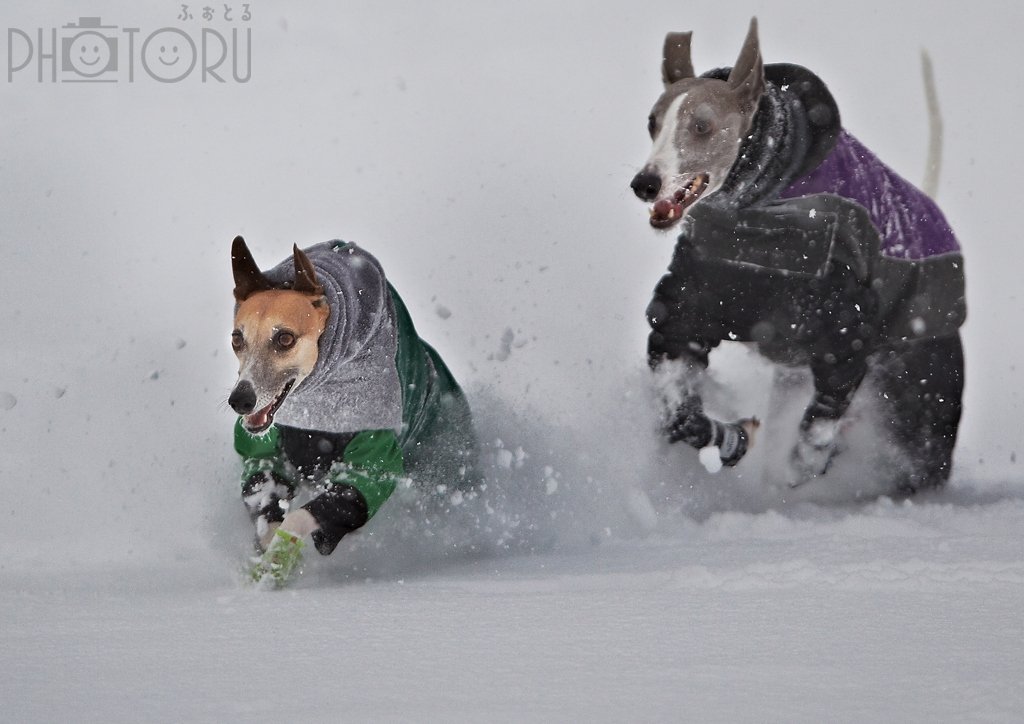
[920,49,943,199]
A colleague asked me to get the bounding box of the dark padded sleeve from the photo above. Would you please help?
[303,484,369,556]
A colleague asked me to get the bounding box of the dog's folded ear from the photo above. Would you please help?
[232,235,273,302]
[728,17,764,111]
[292,244,325,298]
[662,31,694,86]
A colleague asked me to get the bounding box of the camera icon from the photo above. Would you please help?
[61,17,119,80]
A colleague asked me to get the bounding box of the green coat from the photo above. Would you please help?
[235,242,476,546]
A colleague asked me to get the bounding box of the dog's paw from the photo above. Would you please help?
[248,528,305,589]
[697,418,759,473]
[788,440,833,485]
[738,417,760,448]
[787,419,842,487]
[255,518,281,552]
[719,417,759,467]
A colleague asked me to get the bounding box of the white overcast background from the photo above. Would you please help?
[1,2,1022,721]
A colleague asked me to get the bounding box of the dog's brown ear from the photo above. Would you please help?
[728,17,765,111]
[232,235,273,301]
[291,244,324,297]
[662,31,694,86]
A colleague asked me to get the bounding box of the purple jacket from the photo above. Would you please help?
[781,130,960,261]
[682,64,966,341]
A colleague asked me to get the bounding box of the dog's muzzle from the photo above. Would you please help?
[632,170,709,229]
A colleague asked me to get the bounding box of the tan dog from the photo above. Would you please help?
[230,239,331,547]
[227,236,480,585]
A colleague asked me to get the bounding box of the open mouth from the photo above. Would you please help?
[242,379,295,434]
[649,173,709,229]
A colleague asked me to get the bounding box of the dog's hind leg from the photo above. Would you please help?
[869,335,964,493]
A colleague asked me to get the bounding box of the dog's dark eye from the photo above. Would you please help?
[647,115,657,136]
[231,330,244,352]
[692,118,712,136]
[275,331,296,350]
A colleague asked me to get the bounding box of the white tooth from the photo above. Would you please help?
[668,208,676,219]
[649,207,655,217]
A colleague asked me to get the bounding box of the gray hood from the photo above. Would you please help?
[264,241,402,434]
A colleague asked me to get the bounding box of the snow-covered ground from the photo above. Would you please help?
[2,1,1022,721]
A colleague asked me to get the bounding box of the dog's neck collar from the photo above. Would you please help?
[703,63,841,207]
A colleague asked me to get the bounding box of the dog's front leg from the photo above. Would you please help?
[783,252,879,485]
[650,344,758,468]
[647,259,760,468]
[247,509,317,588]
[241,470,296,551]
[664,392,759,468]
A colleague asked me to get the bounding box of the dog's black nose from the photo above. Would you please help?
[229,381,257,415]
[630,169,662,202]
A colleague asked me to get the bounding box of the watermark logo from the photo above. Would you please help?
[8,6,252,83]
[61,17,119,81]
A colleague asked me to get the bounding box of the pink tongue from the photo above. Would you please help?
[246,404,273,430]
[651,198,683,223]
